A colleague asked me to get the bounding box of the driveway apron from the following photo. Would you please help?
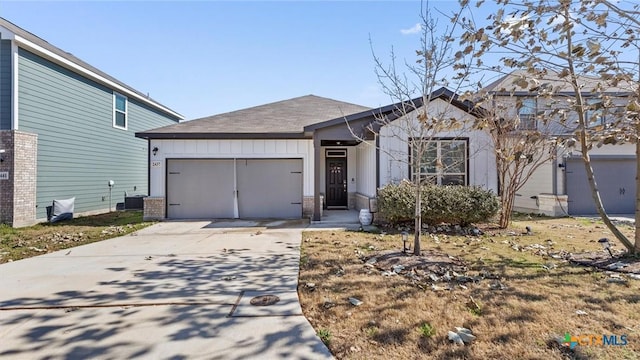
[0,220,333,359]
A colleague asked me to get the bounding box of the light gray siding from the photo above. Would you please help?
[17,48,179,219]
[0,40,11,129]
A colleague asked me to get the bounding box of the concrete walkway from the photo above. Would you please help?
[0,220,332,359]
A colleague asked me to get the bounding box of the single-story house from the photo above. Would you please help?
[135,88,498,221]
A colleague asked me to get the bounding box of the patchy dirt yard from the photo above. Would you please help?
[299,216,640,359]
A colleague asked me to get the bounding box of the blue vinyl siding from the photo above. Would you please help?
[0,40,11,129]
[17,48,179,219]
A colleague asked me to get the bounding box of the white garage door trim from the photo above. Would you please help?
[166,158,303,219]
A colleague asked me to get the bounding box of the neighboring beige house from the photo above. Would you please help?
[484,70,635,216]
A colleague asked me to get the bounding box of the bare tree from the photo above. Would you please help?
[472,91,560,228]
[353,2,475,255]
[457,0,639,252]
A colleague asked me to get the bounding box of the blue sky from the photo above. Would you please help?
[0,1,481,120]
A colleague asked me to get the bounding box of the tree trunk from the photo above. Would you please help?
[562,8,634,253]
[414,183,422,256]
[635,115,640,253]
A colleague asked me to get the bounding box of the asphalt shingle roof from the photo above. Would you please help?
[140,95,371,136]
[483,69,634,94]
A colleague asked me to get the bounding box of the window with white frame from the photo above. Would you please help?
[113,92,127,129]
[411,139,467,186]
[518,98,537,130]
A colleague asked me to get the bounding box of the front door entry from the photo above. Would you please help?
[326,157,348,207]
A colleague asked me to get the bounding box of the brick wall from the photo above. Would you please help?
[13,131,37,227]
[303,195,323,218]
[0,131,14,224]
[0,130,38,227]
[143,196,165,221]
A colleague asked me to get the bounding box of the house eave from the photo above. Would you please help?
[135,132,311,140]
[13,34,184,121]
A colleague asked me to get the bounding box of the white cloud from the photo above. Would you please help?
[400,23,422,35]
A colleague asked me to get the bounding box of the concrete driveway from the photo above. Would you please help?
[0,220,332,359]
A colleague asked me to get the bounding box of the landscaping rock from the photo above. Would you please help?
[576,310,588,316]
[448,331,464,345]
[349,297,363,306]
[323,298,335,309]
[448,327,475,345]
[607,262,629,270]
[455,327,476,344]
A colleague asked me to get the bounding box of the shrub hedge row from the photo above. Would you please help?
[377,181,499,226]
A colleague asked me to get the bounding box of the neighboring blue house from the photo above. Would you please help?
[0,17,183,226]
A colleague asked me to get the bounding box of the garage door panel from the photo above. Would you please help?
[167,160,235,219]
[237,159,303,218]
[566,158,635,215]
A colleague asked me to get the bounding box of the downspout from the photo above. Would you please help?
[552,144,558,195]
[375,134,380,190]
[147,139,151,196]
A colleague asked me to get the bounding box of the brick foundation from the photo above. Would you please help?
[354,193,372,211]
[303,195,323,218]
[143,196,166,221]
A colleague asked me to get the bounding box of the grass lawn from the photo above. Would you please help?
[299,217,639,359]
[0,211,153,264]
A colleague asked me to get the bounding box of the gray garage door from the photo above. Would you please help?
[566,156,636,215]
[167,158,302,219]
[237,159,303,218]
[167,159,235,219]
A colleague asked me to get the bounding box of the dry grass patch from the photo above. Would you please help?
[0,211,153,263]
[299,217,640,359]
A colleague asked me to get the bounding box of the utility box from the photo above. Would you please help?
[124,195,146,210]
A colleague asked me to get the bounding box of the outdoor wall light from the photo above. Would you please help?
[152,147,159,156]
[598,237,613,257]
[402,231,409,254]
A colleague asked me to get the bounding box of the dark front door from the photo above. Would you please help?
[326,157,348,207]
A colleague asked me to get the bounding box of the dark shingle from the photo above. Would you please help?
[142,95,371,135]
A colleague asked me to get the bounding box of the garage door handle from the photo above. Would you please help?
[291,202,302,205]
[169,203,181,206]
[169,172,180,175]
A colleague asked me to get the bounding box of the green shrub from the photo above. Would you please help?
[377,181,499,226]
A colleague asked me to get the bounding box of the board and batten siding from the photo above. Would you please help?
[16,48,179,219]
[356,141,376,197]
[378,98,498,192]
[0,39,11,129]
[149,139,314,198]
